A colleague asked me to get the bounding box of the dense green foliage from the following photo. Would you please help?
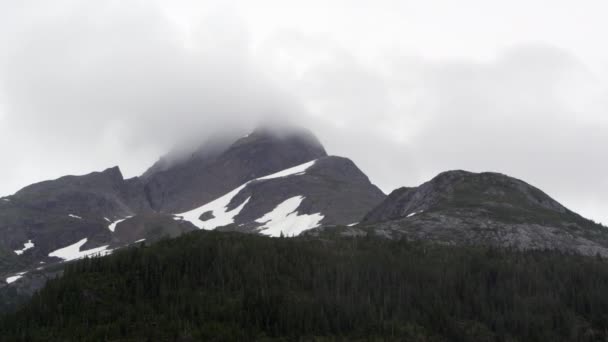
[2,231,608,341]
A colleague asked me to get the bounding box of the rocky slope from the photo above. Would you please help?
[311,170,608,256]
[0,167,149,273]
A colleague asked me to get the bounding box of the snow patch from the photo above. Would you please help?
[48,238,111,261]
[179,184,251,230]
[68,214,82,220]
[14,240,34,255]
[134,239,146,243]
[257,160,316,181]
[407,210,424,218]
[347,222,359,227]
[256,196,324,237]
[104,217,111,222]
[177,160,318,230]
[108,216,133,232]
[1,198,10,202]
[6,272,26,284]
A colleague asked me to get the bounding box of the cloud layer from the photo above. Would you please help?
[0,1,606,224]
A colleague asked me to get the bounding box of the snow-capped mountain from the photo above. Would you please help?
[3,125,608,312]
[0,126,385,289]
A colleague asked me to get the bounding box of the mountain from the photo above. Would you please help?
[312,170,608,256]
[0,126,385,294]
[3,125,608,319]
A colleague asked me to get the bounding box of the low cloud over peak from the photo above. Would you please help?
[1,0,607,225]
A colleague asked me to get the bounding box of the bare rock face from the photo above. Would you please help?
[315,170,608,256]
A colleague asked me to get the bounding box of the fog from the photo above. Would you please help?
[0,0,607,224]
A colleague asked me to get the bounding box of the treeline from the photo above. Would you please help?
[2,231,608,341]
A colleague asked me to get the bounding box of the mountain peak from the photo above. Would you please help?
[101,166,124,181]
[343,169,608,257]
[141,126,328,212]
[231,125,327,157]
[142,125,327,180]
[363,169,569,224]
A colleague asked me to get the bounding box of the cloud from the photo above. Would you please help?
[262,35,608,223]
[0,0,303,193]
[0,1,606,225]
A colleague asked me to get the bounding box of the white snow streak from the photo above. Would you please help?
[108,216,133,232]
[179,184,251,230]
[14,239,34,255]
[6,272,26,284]
[257,160,316,180]
[407,210,424,218]
[104,217,111,222]
[178,160,318,230]
[1,198,10,202]
[256,196,324,237]
[48,238,111,261]
[68,214,82,220]
[347,222,359,227]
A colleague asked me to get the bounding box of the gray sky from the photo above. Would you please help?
[0,0,607,224]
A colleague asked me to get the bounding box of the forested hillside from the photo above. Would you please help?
[2,230,608,341]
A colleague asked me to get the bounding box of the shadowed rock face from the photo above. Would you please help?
[14,166,150,216]
[0,167,151,274]
[111,214,197,245]
[312,170,608,256]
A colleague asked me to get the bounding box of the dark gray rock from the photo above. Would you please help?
[314,170,608,256]
[199,211,215,221]
[111,214,197,245]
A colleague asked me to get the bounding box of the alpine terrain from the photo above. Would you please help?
[0,127,386,309]
[1,126,608,341]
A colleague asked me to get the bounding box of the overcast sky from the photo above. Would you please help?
[1,0,607,224]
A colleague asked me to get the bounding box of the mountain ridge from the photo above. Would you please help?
[0,126,385,289]
[2,125,608,315]
[312,169,608,256]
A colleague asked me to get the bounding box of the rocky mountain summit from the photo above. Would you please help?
[311,170,608,256]
[141,127,330,213]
